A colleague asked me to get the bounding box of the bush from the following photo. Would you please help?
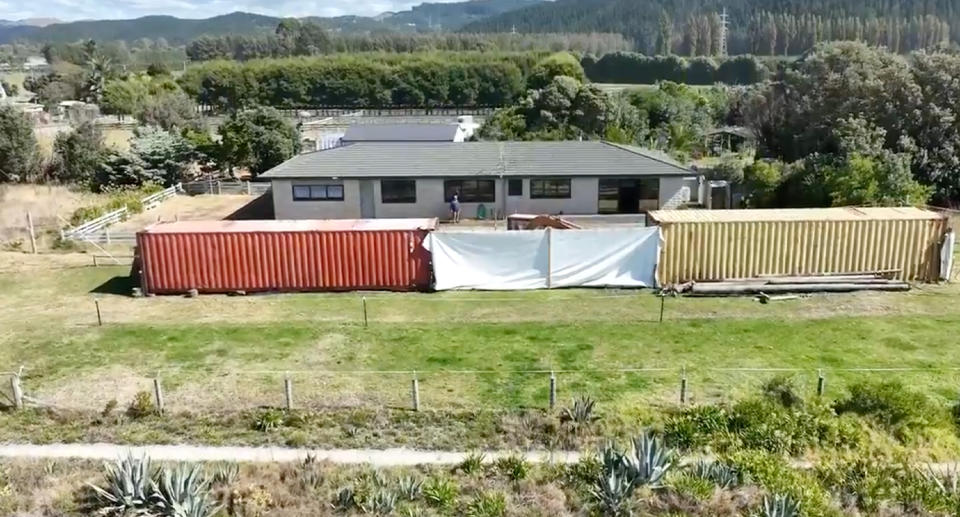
[458,452,486,475]
[761,376,804,408]
[726,450,835,516]
[466,491,507,517]
[663,405,730,450]
[494,455,529,481]
[422,477,458,509]
[126,391,155,419]
[68,184,161,225]
[253,409,285,432]
[834,381,944,439]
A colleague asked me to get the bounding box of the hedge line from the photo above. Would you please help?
[582,52,770,85]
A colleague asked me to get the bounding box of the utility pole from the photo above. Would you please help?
[718,7,729,57]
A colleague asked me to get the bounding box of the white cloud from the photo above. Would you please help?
[13,0,459,21]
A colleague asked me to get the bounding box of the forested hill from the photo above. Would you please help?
[463,0,960,54]
[0,0,543,45]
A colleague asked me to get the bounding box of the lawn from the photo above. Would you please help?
[3,253,960,414]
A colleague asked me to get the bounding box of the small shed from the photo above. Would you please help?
[649,207,950,284]
[137,218,437,294]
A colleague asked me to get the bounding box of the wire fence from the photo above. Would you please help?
[7,365,960,415]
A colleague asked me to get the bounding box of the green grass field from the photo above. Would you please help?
[3,253,960,415]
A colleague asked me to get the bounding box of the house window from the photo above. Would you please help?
[508,179,523,196]
[381,179,417,204]
[444,179,495,203]
[530,179,571,199]
[292,184,344,201]
[598,178,659,214]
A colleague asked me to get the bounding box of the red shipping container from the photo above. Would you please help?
[136,219,437,294]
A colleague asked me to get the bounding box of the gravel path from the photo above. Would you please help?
[0,443,582,466]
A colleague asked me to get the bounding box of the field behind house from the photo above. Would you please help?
[3,251,960,416]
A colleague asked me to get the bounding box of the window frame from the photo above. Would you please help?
[443,179,496,203]
[507,178,523,197]
[292,183,344,202]
[380,179,417,204]
[530,178,572,199]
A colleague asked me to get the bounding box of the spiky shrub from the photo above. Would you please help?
[396,476,423,501]
[466,491,507,517]
[127,391,156,419]
[758,494,800,517]
[209,462,239,487]
[589,469,634,517]
[689,460,740,489]
[495,455,530,482]
[151,463,220,517]
[253,409,284,432]
[367,489,398,515]
[458,452,486,475]
[560,396,600,426]
[88,454,153,515]
[627,432,675,488]
[422,478,459,510]
[333,487,357,512]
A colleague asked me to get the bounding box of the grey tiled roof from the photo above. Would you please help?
[342,124,461,142]
[261,141,693,179]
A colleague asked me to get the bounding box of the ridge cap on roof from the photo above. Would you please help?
[601,141,692,172]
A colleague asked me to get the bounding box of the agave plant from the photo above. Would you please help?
[333,487,357,512]
[151,463,221,517]
[560,396,600,426]
[396,475,423,500]
[209,462,239,487]
[689,459,740,489]
[367,489,398,515]
[759,494,800,517]
[589,469,634,517]
[626,432,675,488]
[87,454,153,516]
[458,452,486,475]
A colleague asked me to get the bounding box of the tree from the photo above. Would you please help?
[527,52,586,89]
[218,107,300,177]
[51,122,106,187]
[129,126,194,186]
[102,76,149,120]
[0,80,18,97]
[742,160,784,207]
[0,106,40,182]
[138,92,199,131]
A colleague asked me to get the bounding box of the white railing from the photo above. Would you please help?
[141,183,183,211]
[61,207,128,240]
[61,183,183,241]
[75,230,138,245]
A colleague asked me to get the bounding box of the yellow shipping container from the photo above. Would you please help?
[649,207,950,284]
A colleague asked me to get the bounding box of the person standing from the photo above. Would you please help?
[449,193,462,223]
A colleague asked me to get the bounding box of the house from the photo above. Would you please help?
[261,141,702,220]
[341,123,468,143]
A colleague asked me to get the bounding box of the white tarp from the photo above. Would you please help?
[424,227,660,290]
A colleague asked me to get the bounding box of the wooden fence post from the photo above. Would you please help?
[26,211,37,254]
[362,297,368,327]
[153,378,164,415]
[284,377,294,410]
[679,367,688,404]
[659,294,665,323]
[816,369,825,397]
[549,371,557,411]
[94,299,102,326]
[411,373,420,412]
[10,373,23,410]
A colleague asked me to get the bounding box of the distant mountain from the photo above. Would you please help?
[0,0,543,44]
[0,18,61,27]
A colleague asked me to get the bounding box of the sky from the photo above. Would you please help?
[1,0,457,22]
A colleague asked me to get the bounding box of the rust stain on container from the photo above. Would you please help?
[649,207,948,284]
[137,219,437,294]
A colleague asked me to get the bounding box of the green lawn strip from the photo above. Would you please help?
[9,314,960,410]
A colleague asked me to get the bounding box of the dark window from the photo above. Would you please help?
[292,184,344,201]
[598,178,659,214]
[381,180,417,204]
[530,179,571,199]
[444,179,495,203]
[508,179,523,196]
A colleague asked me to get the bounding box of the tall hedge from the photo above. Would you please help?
[178,53,529,110]
[582,52,768,85]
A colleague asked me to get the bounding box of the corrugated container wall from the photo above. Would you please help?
[651,208,949,284]
[137,219,436,294]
